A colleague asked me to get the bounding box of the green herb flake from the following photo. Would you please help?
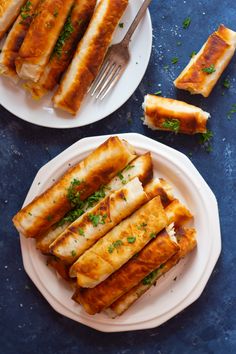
[127,236,136,244]
[108,240,123,254]
[86,187,106,208]
[119,23,124,28]
[67,178,84,207]
[142,269,159,285]
[71,250,76,257]
[53,9,59,17]
[222,78,230,89]
[89,213,107,227]
[162,118,180,133]
[190,51,197,58]
[77,19,84,26]
[202,64,216,74]
[20,1,32,22]
[124,164,135,172]
[46,215,53,222]
[182,17,191,29]
[52,15,74,58]
[78,228,84,236]
[199,130,213,144]
[154,90,162,96]
[171,57,179,64]
[227,103,236,119]
[150,232,156,239]
[57,208,84,227]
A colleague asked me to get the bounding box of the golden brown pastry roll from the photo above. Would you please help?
[15,0,74,82]
[107,227,197,317]
[0,0,26,40]
[143,95,210,135]
[165,199,193,226]
[0,0,40,80]
[12,137,136,238]
[174,25,236,97]
[24,0,96,98]
[36,153,153,254]
[70,196,168,288]
[53,0,129,115]
[49,178,149,263]
[72,227,180,315]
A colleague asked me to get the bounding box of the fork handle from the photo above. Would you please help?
[121,0,152,47]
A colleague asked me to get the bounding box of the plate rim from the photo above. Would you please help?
[0,4,152,129]
[19,133,222,332]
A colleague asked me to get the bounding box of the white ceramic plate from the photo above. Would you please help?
[19,133,221,332]
[0,1,152,129]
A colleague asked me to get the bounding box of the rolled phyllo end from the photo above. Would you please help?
[143,95,210,135]
[174,24,236,97]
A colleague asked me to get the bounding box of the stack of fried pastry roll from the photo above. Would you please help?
[53,0,129,114]
[143,95,210,134]
[174,25,236,97]
[13,136,197,318]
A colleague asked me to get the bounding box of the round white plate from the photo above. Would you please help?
[19,133,221,332]
[0,1,152,129]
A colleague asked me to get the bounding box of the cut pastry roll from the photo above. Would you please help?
[24,0,96,98]
[0,0,26,40]
[15,0,75,82]
[36,153,153,254]
[13,137,136,238]
[70,196,168,288]
[174,25,236,97]
[72,226,180,315]
[107,227,197,317]
[53,0,129,115]
[0,0,40,80]
[143,95,210,135]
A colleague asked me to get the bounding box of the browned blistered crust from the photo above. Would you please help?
[0,0,26,40]
[144,95,208,134]
[53,0,129,115]
[27,0,96,97]
[12,137,136,238]
[0,0,40,78]
[15,0,74,80]
[72,229,179,315]
[109,227,197,316]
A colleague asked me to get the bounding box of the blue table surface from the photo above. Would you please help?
[1,0,236,353]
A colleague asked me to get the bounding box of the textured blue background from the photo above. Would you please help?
[1,0,236,353]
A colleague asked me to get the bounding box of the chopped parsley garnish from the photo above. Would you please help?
[127,236,136,244]
[52,15,74,58]
[142,269,159,285]
[57,208,84,227]
[89,213,107,227]
[154,90,162,96]
[162,118,180,133]
[150,232,156,239]
[78,228,84,236]
[119,23,124,28]
[117,171,127,185]
[67,178,84,207]
[171,57,179,64]
[20,1,32,23]
[227,104,236,120]
[46,215,53,222]
[222,78,230,89]
[199,130,213,144]
[124,164,134,172]
[137,222,147,230]
[86,187,106,208]
[71,250,76,257]
[108,240,123,254]
[202,64,216,74]
[182,17,191,29]
[190,51,197,58]
[53,9,59,17]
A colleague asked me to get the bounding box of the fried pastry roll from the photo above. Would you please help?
[72,227,180,314]
[49,178,149,263]
[15,0,75,82]
[24,0,96,98]
[70,196,168,288]
[36,153,153,254]
[174,25,236,97]
[0,0,26,40]
[107,227,197,317]
[13,137,136,238]
[53,0,129,115]
[143,95,210,135]
[0,0,40,80]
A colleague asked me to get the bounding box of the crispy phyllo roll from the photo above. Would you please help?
[174,25,236,97]
[107,227,197,317]
[0,0,26,40]
[0,0,40,80]
[70,196,168,288]
[53,0,129,115]
[36,153,153,254]
[12,137,136,238]
[143,95,210,135]
[24,0,96,98]
[72,227,180,314]
[15,0,75,82]
[49,178,149,263]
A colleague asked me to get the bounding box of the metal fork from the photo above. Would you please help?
[89,0,152,100]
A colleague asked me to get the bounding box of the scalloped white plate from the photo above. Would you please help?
[0,0,152,129]
[19,133,221,332]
